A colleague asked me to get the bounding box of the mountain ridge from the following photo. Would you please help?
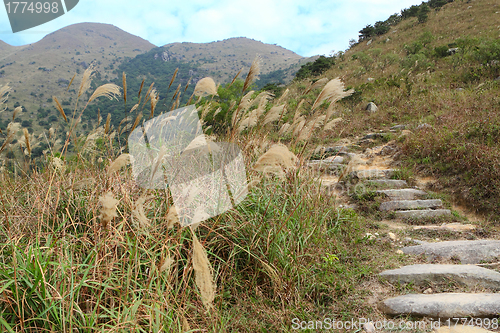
[0,22,313,131]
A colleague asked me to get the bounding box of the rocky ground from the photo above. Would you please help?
[308,126,500,333]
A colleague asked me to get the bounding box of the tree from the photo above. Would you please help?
[359,25,375,41]
[401,5,420,19]
[418,3,431,23]
[374,21,390,36]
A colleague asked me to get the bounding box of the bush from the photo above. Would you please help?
[434,45,450,58]
[404,41,424,55]
[295,56,335,80]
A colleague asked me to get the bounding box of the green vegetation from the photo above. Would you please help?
[0,60,408,331]
[0,0,499,330]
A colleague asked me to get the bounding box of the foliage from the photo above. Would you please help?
[295,56,336,80]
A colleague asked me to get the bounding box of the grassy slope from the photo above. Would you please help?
[0,26,312,136]
[0,0,499,331]
[284,0,500,218]
[162,37,315,83]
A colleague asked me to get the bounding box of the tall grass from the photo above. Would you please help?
[0,59,397,331]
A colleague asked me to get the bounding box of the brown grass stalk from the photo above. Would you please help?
[53,97,67,122]
[168,68,179,90]
[67,73,76,91]
[243,56,260,92]
[122,72,127,104]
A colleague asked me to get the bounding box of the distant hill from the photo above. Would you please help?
[0,23,315,135]
[0,23,157,132]
[160,37,313,84]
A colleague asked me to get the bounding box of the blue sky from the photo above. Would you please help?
[0,0,424,57]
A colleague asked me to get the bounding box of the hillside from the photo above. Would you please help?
[0,24,313,136]
[161,37,313,83]
[284,0,500,216]
[1,0,500,331]
[0,23,156,130]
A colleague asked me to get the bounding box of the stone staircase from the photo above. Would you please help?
[311,133,500,333]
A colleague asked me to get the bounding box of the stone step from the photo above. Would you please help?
[394,209,452,219]
[350,169,395,180]
[377,188,427,200]
[379,293,500,318]
[307,156,345,166]
[413,223,477,232]
[366,179,408,188]
[401,240,500,264]
[380,199,443,211]
[380,264,500,290]
[314,146,350,156]
[360,133,386,140]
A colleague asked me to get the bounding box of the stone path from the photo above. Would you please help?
[311,133,500,332]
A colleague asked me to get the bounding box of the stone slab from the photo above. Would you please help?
[351,169,395,179]
[377,189,427,200]
[380,199,443,211]
[379,293,500,318]
[401,240,500,264]
[395,209,452,219]
[413,223,477,232]
[380,264,500,290]
[366,179,408,188]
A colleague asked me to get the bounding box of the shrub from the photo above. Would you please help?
[295,56,336,80]
[434,45,450,58]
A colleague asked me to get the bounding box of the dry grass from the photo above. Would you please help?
[194,77,218,97]
[1,2,498,330]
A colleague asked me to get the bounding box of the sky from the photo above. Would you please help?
[0,0,424,57]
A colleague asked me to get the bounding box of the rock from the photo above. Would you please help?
[413,223,476,232]
[390,125,406,131]
[351,169,395,180]
[361,133,384,140]
[395,209,452,219]
[379,293,500,318]
[366,102,378,113]
[434,327,496,333]
[367,39,372,45]
[376,189,427,200]
[378,145,398,156]
[456,88,464,92]
[388,232,397,241]
[417,123,433,130]
[385,38,390,43]
[367,179,408,188]
[380,264,500,290]
[448,47,460,55]
[399,130,413,138]
[367,77,375,82]
[324,156,345,164]
[324,146,350,155]
[401,240,500,264]
[423,288,433,294]
[365,233,376,240]
[363,322,376,332]
[379,199,442,211]
[306,156,344,168]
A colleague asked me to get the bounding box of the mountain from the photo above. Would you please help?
[0,23,157,130]
[295,0,499,215]
[0,23,314,135]
[160,37,313,83]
